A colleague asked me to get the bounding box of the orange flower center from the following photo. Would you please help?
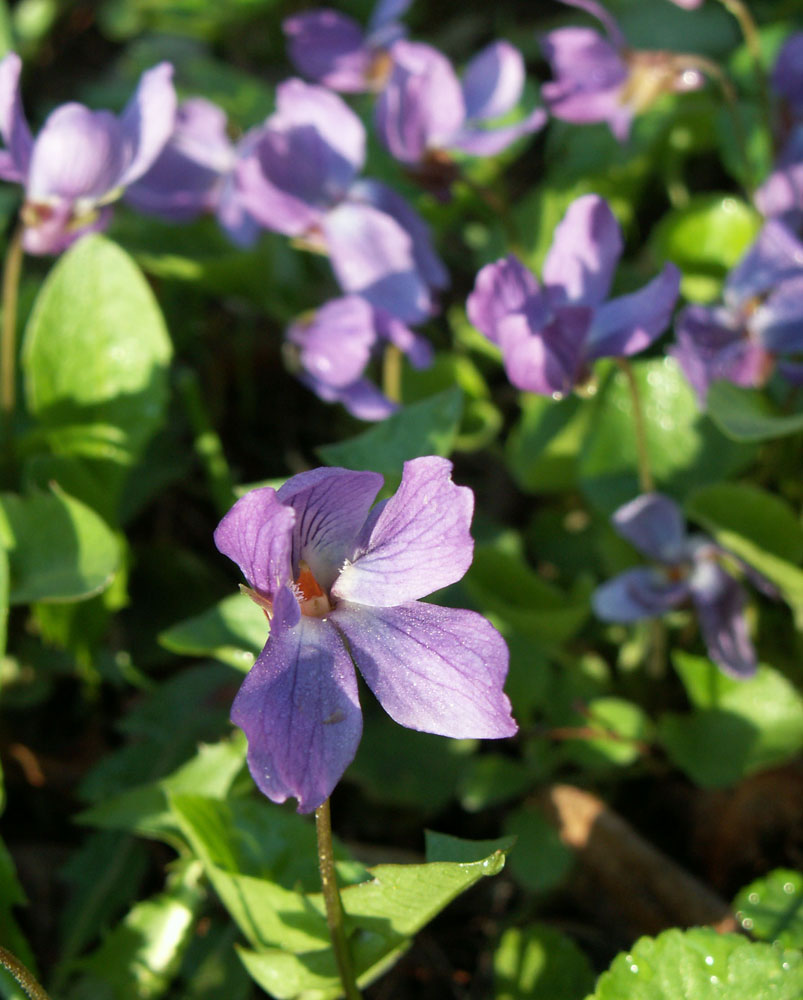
[296,562,332,618]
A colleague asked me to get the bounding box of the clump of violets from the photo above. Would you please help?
[0,53,176,254]
[593,493,770,677]
[235,78,448,324]
[285,295,433,421]
[467,193,680,397]
[672,220,803,405]
[283,0,411,93]
[540,0,704,141]
[214,457,517,813]
[374,39,546,192]
[126,98,260,248]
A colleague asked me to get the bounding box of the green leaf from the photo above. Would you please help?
[0,837,35,975]
[494,924,595,1000]
[578,358,754,514]
[586,926,803,999]
[659,658,803,788]
[236,834,512,1000]
[22,235,172,514]
[158,593,267,671]
[733,869,803,949]
[686,483,803,564]
[317,388,463,483]
[458,754,531,812]
[506,394,591,494]
[0,546,7,658]
[0,487,119,603]
[651,194,760,302]
[503,804,574,893]
[706,381,803,441]
[560,697,651,770]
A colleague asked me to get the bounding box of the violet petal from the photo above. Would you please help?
[611,492,688,563]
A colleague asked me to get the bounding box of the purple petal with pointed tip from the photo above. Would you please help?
[117,62,176,187]
[287,296,377,390]
[689,560,756,677]
[307,375,397,421]
[611,493,688,563]
[283,10,373,92]
[452,107,547,157]
[587,262,680,359]
[277,468,383,591]
[593,566,690,621]
[235,148,324,237]
[231,591,362,813]
[0,52,32,181]
[467,254,542,344]
[331,600,516,738]
[462,41,525,121]
[214,487,296,605]
[375,310,433,368]
[559,0,628,48]
[543,193,623,307]
[498,305,591,396]
[726,219,803,305]
[332,456,473,606]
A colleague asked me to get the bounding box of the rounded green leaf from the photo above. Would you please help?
[587,927,803,999]
[706,381,803,442]
[495,924,594,1000]
[23,234,172,461]
[734,869,803,949]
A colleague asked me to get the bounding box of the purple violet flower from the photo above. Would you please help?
[235,78,448,324]
[467,194,680,397]
[672,220,803,405]
[771,32,803,116]
[375,39,546,186]
[215,457,517,813]
[0,52,176,254]
[284,295,433,421]
[126,98,261,248]
[593,493,763,678]
[283,0,411,93]
[540,0,704,142]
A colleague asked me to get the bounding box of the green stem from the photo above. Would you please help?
[176,366,236,516]
[1,223,24,451]
[0,947,51,1000]
[382,343,403,406]
[717,0,772,132]
[315,799,362,1000]
[616,359,654,494]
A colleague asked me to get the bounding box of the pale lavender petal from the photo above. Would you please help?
[323,199,434,323]
[689,560,756,677]
[467,254,542,344]
[498,305,591,396]
[277,468,383,590]
[755,156,803,221]
[452,107,547,157]
[772,32,803,111]
[231,591,362,812]
[461,41,525,121]
[350,178,449,291]
[559,0,628,48]
[592,567,689,621]
[375,41,465,163]
[332,456,473,606]
[283,10,373,92]
[331,601,516,738]
[117,62,177,187]
[752,275,803,354]
[375,310,433,368]
[611,493,688,563]
[0,52,32,181]
[587,262,680,359]
[543,194,623,307]
[287,295,377,390]
[726,219,803,305]
[216,181,261,247]
[214,487,295,601]
[306,375,397,421]
[27,106,126,200]
[234,149,323,237]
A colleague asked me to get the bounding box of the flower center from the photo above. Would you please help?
[296,562,332,618]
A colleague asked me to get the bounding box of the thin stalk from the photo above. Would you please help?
[315,799,362,1000]
[0,947,51,1000]
[1,223,24,448]
[717,0,772,132]
[616,359,654,494]
[382,343,403,405]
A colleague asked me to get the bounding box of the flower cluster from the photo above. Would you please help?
[215,457,516,813]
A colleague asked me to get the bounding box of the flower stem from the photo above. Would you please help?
[1,223,24,452]
[315,798,362,1000]
[0,947,51,1000]
[616,359,654,494]
[716,0,772,133]
[382,343,403,405]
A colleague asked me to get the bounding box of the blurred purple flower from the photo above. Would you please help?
[593,493,762,678]
[215,457,517,812]
[375,39,545,184]
[283,0,411,93]
[467,193,680,396]
[235,78,447,323]
[126,98,261,247]
[285,294,433,420]
[755,35,803,226]
[540,0,704,141]
[0,53,176,254]
[772,32,803,115]
[672,220,803,404]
